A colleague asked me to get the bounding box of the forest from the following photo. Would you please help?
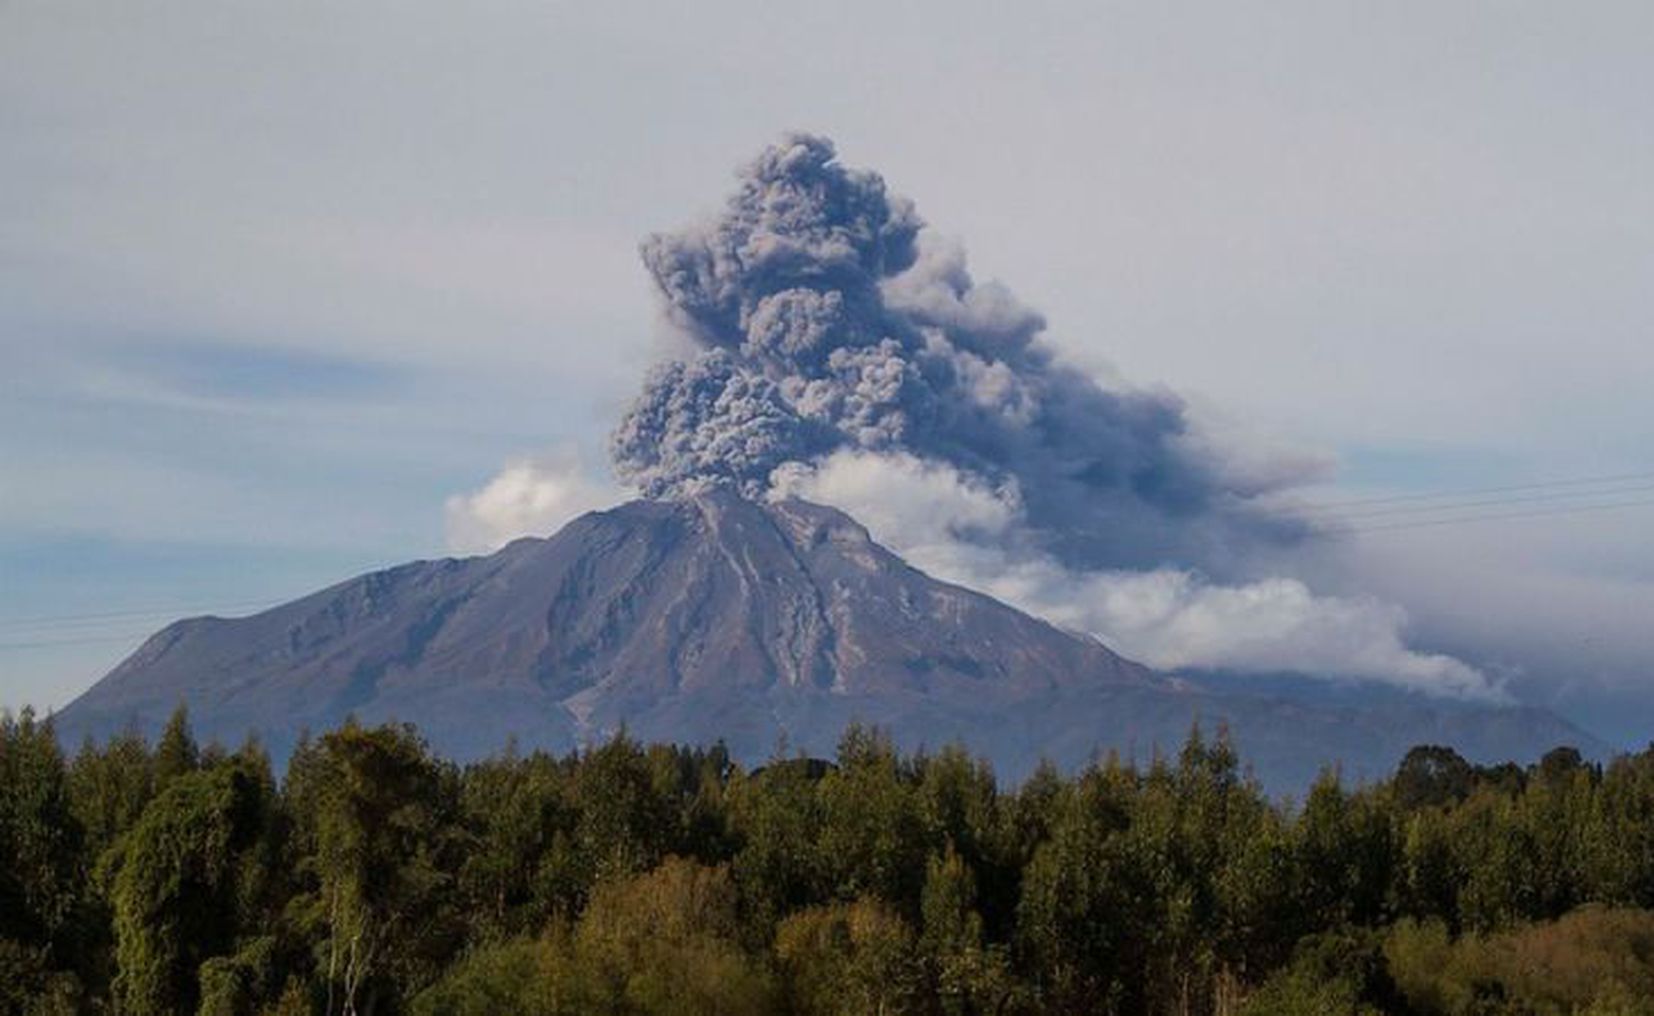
[4,706,1654,1016]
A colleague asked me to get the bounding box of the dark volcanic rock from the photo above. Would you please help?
[56,491,1600,790]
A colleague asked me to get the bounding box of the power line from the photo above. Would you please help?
[1325,494,1654,535]
[0,598,288,653]
[0,598,280,632]
[1297,470,1654,511]
[0,632,155,651]
[1309,480,1654,522]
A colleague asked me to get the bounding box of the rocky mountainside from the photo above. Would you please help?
[56,491,1598,790]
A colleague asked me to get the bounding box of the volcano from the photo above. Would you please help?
[55,491,1596,789]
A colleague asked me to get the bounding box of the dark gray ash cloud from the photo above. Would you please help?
[600,133,1506,700]
[611,134,1312,576]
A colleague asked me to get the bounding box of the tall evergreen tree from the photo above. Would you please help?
[152,703,200,790]
[106,762,270,1016]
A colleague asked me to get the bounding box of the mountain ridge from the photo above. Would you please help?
[55,491,1600,790]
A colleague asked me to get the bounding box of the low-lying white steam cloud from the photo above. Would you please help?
[772,450,1502,701]
[445,450,623,555]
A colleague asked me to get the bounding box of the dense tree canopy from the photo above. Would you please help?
[3,706,1654,1015]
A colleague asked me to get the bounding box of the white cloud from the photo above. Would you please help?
[775,449,1504,701]
[986,563,1500,701]
[770,450,1020,551]
[444,451,624,555]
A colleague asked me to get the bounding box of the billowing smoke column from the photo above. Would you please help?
[439,132,1495,697]
[612,134,1305,576]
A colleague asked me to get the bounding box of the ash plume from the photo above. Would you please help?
[598,134,1496,698]
[611,133,1309,577]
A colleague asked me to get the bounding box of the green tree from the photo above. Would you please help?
[1386,907,1654,1016]
[571,732,674,890]
[410,934,585,1016]
[419,860,776,1016]
[0,708,88,1010]
[921,844,1019,1015]
[1291,772,1395,932]
[1454,791,1540,932]
[645,742,736,864]
[1015,756,1144,1011]
[457,747,577,938]
[1394,746,1475,811]
[298,722,461,1016]
[153,703,201,789]
[573,857,776,1015]
[69,729,155,857]
[1398,805,1463,928]
[106,762,271,1016]
[817,726,928,911]
[1583,749,1654,906]
[775,898,924,1016]
[196,936,282,1016]
[1239,930,1401,1016]
[915,745,1017,941]
[0,934,84,1015]
[728,756,830,936]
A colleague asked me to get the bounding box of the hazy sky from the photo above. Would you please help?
[3,2,1650,742]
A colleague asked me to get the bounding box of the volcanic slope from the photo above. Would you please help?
[57,491,1595,789]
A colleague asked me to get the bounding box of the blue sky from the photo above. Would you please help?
[3,1,1651,743]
